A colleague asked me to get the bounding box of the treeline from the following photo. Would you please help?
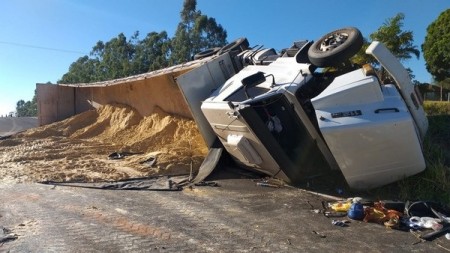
[16,0,227,117]
[16,95,37,117]
[59,0,227,84]
[15,6,450,116]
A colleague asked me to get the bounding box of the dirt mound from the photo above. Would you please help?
[0,104,208,183]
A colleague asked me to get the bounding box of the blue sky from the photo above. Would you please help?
[0,0,448,116]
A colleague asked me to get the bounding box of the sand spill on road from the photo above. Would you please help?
[0,104,208,183]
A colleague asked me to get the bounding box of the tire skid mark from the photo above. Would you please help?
[60,204,173,240]
[142,191,278,249]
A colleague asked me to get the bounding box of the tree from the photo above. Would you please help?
[422,9,450,82]
[353,13,420,82]
[422,9,450,101]
[59,33,140,84]
[370,13,420,61]
[133,31,171,72]
[91,33,137,80]
[16,91,37,117]
[59,56,100,83]
[58,0,228,84]
[170,0,227,64]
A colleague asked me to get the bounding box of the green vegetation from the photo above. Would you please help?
[15,92,37,117]
[15,0,227,116]
[396,114,450,204]
[352,13,420,81]
[170,0,227,66]
[422,9,450,82]
[59,0,227,84]
[424,101,450,115]
[374,103,450,204]
[422,9,450,102]
[370,13,420,61]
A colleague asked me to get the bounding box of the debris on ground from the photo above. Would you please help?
[318,197,450,242]
[254,178,285,188]
[139,156,157,167]
[0,226,17,243]
[331,219,350,227]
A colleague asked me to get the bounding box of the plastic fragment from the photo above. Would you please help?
[332,219,349,227]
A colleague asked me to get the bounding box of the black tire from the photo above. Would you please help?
[218,38,250,55]
[193,47,221,60]
[308,27,363,67]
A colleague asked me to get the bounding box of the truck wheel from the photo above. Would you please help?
[218,38,250,55]
[193,47,221,60]
[308,27,363,67]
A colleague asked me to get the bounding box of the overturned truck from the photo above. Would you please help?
[37,27,428,190]
[176,27,428,189]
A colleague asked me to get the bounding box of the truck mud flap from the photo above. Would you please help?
[185,147,223,185]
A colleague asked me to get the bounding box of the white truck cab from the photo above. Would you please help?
[177,27,428,189]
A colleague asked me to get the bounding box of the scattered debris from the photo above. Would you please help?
[256,182,280,188]
[330,199,352,212]
[347,202,365,220]
[0,226,17,244]
[254,178,285,188]
[139,156,157,167]
[194,181,219,187]
[331,219,350,227]
[324,211,347,218]
[0,135,12,141]
[318,197,450,241]
[420,207,450,241]
[312,230,326,238]
[108,152,127,160]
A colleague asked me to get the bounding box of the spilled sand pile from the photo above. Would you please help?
[0,103,208,183]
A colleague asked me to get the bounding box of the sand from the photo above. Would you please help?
[0,103,208,184]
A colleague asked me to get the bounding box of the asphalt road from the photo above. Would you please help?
[1,170,449,253]
[0,117,38,136]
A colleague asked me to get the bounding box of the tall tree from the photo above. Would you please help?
[59,56,99,83]
[370,13,419,61]
[91,32,137,80]
[353,13,419,81]
[16,91,37,117]
[58,0,228,84]
[422,9,450,83]
[170,0,227,64]
[422,9,450,101]
[133,31,171,72]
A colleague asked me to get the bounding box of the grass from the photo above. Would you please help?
[372,103,450,205]
[423,101,450,115]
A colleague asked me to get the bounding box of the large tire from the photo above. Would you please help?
[218,38,250,55]
[308,27,363,67]
[193,47,221,60]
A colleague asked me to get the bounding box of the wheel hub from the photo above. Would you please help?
[319,33,349,51]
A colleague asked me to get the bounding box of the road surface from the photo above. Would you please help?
[0,117,37,136]
[0,171,448,252]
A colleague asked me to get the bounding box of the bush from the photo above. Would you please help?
[424,101,450,115]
